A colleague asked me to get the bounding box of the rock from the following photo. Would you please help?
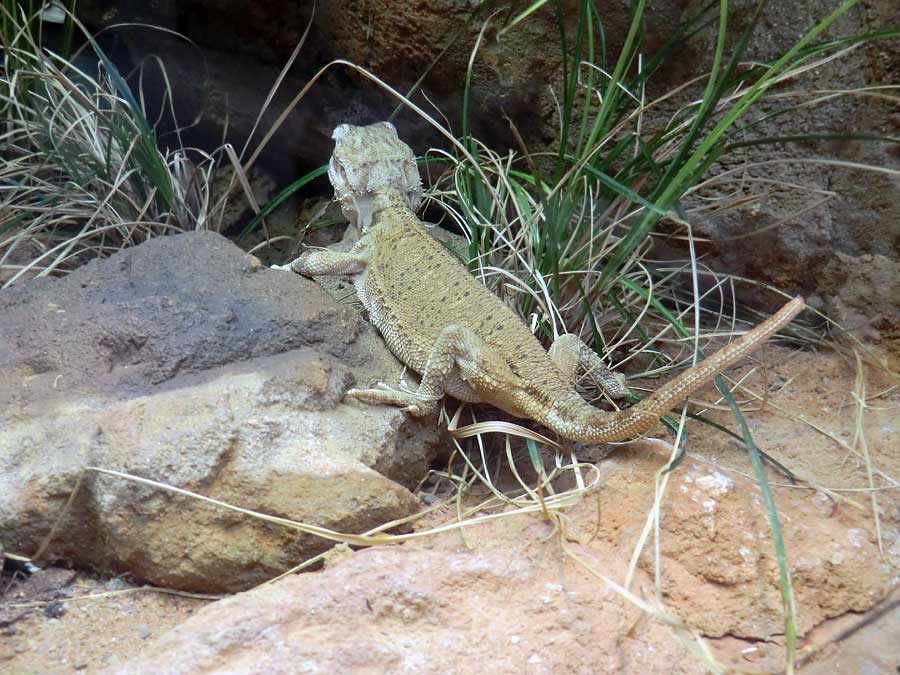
[68,2,674,180]
[0,232,447,593]
[43,601,67,620]
[111,545,706,675]
[113,442,896,674]
[817,252,900,342]
[597,446,893,639]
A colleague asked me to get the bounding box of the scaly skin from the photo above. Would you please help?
[278,123,805,443]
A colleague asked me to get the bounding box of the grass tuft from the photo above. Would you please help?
[0,8,253,286]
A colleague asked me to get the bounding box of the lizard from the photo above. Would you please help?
[274,122,805,443]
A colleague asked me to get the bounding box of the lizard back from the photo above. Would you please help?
[358,194,573,410]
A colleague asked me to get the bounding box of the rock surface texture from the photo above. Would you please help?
[112,443,898,674]
[3,345,897,673]
[0,232,446,593]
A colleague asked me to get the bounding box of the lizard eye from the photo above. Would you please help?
[327,156,349,193]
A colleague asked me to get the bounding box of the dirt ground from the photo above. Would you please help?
[0,571,205,672]
[2,344,898,674]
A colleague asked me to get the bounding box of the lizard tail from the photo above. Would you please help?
[568,295,806,443]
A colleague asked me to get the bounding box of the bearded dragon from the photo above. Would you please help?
[275,122,804,443]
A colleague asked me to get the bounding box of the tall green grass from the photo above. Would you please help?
[452,0,898,319]
[1,1,75,109]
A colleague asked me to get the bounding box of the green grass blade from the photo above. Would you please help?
[583,0,646,154]
[719,382,797,672]
[581,164,670,218]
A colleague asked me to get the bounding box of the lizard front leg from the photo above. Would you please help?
[548,334,629,400]
[272,238,371,277]
[347,324,485,416]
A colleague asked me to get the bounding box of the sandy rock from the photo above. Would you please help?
[111,545,706,675]
[0,232,446,592]
[816,252,900,342]
[114,442,896,674]
[593,446,893,639]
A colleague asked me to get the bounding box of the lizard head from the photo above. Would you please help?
[328,122,423,230]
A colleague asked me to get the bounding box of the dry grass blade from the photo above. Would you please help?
[0,18,231,287]
[83,466,590,546]
[851,351,884,554]
[5,586,221,610]
[448,419,560,447]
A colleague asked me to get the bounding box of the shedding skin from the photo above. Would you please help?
[276,122,805,443]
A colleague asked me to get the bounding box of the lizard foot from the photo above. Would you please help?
[346,382,439,416]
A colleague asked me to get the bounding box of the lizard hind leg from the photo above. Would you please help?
[346,324,485,416]
[549,334,630,400]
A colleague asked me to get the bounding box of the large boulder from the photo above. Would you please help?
[0,231,447,592]
[111,443,897,674]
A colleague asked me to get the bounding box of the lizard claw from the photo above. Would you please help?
[346,383,435,416]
